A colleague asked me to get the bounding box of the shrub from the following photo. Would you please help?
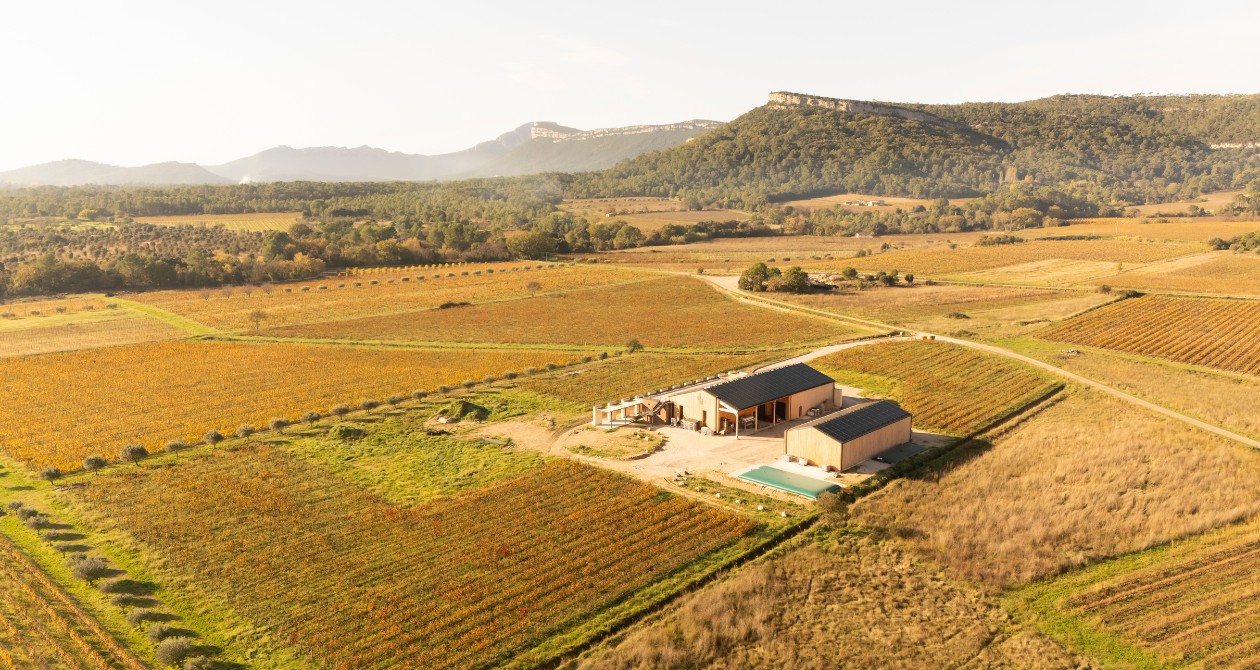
[523,368,538,375]
[461,379,477,389]
[72,557,112,585]
[386,394,405,406]
[411,389,428,400]
[268,418,289,432]
[328,424,366,440]
[301,411,321,426]
[598,352,608,360]
[164,440,188,453]
[544,363,558,371]
[503,371,518,380]
[360,399,380,410]
[184,656,214,670]
[40,466,62,483]
[482,375,498,384]
[5,501,23,513]
[580,356,592,363]
[41,530,74,543]
[330,404,350,417]
[945,312,970,319]
[154,636,193,667]
[120,444,148,465]
[15,507,37,521]
[435,385,452,393]
[234,425,255,438]
[148,623,175,642]
[203,431,224,446]
[111,593,148,608]
[25,514,52,530]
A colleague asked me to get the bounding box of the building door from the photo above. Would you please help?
[702,410,707,427]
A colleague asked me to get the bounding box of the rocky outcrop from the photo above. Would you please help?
[529,120,722,143]
[767,92,968,132]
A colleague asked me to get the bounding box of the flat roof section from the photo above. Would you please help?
[736,465,840,500]
[705,363,834,410]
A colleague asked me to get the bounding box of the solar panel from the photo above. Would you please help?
[704,363,834,410]
[810,401,911,443]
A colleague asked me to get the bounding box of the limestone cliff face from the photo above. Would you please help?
[767,92,968,132]
[528,120,722,142]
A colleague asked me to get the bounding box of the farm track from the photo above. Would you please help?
[693,273,1260,450]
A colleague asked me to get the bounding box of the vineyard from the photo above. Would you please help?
[264,276,850,349]
[0,340,575,470]
[521,352,772,406]
[1025,518,1260,668]
[0,311,184,359]
[813,341,1059,435]
[1039,295,1260,375]
[75,447,754,670]
[0,530,147,670]
[131,263,636,330]
[840,239,1202,276]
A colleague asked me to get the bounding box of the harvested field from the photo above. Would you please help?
[1039,295,1260,375]
[0,340,573,470]
[0,310,184,358]
[264,276,850,349]
[841,240,1203,278]
[73,448,754,670]
[132,211,302,232]
[855,392,1260,586]
[520,352,772,406]
[582,530,1081,670]
[0,296,110,317]
[0,531,146,670]
[1106,252,1260,296]
[130,263,635,330]
[1049,217,1260,243]
[812,340,1059,435]
[1021,518,1260,669]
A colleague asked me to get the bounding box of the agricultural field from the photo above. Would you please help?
[71,447,755,669]
[561,196,685,217]
[263,275,854,349]
[0,530,147,670]
[1018,517,1260,668]
[0,340,577,470]
[582,529,1081,670]
[0,296,110,317]
[1123,189,1246,216]
[1045,217,1260,243]
[1039,294,1260,375]
[519,352,773,406]
[604,209,752,232]
[0,307,184,358]
[129,262,635,331]
[132,211,302,232]
[1106,252,1260,296]
[777,192,974,213]
[811,340,1060,435]
[839,239,1204,284]
[854,391,1260,586]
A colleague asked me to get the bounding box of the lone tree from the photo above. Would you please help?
[268,418,289,433]
[330,404,350,417]
[40,467,62,484]
[301,411,320,426]
[154,637,193,668]
[120,444,148,466]
[83,455,107,473]
[248,309,269,330]
[203,430,224,447]
[235,425,255,438]
[526,281,542,297]
[625,338,643,354]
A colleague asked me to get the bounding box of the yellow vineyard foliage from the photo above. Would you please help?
[0,341,574,470]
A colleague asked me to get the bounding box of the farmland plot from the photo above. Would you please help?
[1039,295,1260,375]
[841,239,1202,278]
[263,276,851,349]
[0,340,573,470]
[0,309,184,358]
[520,352,772,406]
[133,211,302,232]
[73,447,754,670]
[812,340,1060,435]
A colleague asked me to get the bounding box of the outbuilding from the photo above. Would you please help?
[667,363,838,436]
[784,400,912,471]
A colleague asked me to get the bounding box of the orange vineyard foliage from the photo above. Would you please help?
[264,276,849,348]
[520,352,771,405]
[1039,295,1260,375]
[814,341,1059,435]
[0,341,572,470]
[0,532,146,670]
[76,448,754,670]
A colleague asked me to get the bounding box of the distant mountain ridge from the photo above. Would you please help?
[0,119,722,186]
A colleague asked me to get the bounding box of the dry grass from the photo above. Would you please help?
[1039,295,1260,375]
[520,352,772,406]
[0,310,184,358]
[0,296,110,316]
[777,193,975,213]
[130,263,635,330]
[811,341,1060,435]
[578,530,1084,670]
[1024,517,1260,668]
[854,391,1260,587]
[263,276,850,349]
[1124,189,1245,216]
[840,240,1203,279]
[132,211,302,232]
[1106,252,1260,296]
[0,340,575,470]
[608,209,751,232]
[1048,217,1260,243]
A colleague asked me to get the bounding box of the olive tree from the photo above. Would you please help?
[120,444,148,466]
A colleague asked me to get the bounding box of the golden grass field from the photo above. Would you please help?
[132,211,303,232]
[1039,295,1260,375]
[1105,252,1260,296]
[1020,517,1260,668]
[843,239,1204,279]
[777,193,975,213]
[130,263,634,331]
[0,309,184,358]
[262,275,852,349]
[854,391,1260,587]
[0,341,578,470]
[1049,217,1260,243]
[0,296,110,316]
[584,530,1082,670]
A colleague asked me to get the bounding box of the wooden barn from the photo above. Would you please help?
[666,363,838,436]
[784,400,912,471]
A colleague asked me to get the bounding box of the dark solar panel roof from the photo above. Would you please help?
[705,363,834,410]
[810,400,911,443]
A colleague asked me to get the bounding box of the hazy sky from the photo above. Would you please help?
[3,0,1258,171]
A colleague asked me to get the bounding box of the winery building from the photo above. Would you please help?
[666,363,839,436]
[784,400,912,471]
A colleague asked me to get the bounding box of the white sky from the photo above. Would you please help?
[2,0,1258,171]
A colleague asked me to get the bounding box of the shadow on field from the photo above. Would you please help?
[104,578,158,596]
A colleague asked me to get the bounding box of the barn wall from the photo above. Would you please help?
[785,416,913,470]
[786,383,838,420]
[670,390,720,428]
